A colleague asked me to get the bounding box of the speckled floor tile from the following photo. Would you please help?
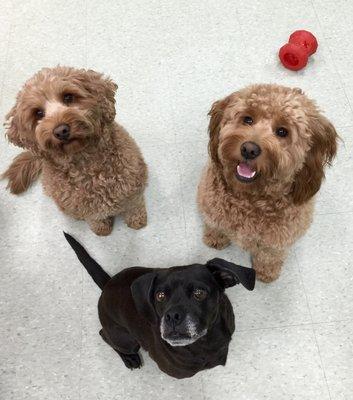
[295,212,353,323]
[201,325,330,400]
[79,340,204,400]
[1,0,352,399]
[314,321,353,400]
[0,350,80,400]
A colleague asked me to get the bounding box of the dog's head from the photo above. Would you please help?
[208,84,338,204]
[131,258,255,347]
[5,66,117,156]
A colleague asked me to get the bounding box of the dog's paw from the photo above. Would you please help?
[254,270,279,283]
[119,352,142,370]
[88,217,114,236]
[125,209,147,230]
[251,257,282,283]
[203,230,230,250]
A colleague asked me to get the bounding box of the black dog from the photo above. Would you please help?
[64,232,255,379]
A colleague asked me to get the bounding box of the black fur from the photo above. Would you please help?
[64,232,255,379]
[63,232,110,289]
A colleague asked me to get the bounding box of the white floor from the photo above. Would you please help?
[0,1,352,399]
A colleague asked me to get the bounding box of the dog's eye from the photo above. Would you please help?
[243,116,253,125]
[35,109,45,119]
[155,291,166,302]
[193,288,207,301]
[276,127,288,137]
[63,93,74,104]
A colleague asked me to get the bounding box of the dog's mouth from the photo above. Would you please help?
[55,130,97,153]
[235,162,258,183]
[55,136,87,152]
[56,137,76,145]
[161,330,207,347]
[38,128,94,154]
[160,314,207,347]
[60,137,81,146]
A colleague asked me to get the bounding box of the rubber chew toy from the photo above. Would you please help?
[279,30,318,71]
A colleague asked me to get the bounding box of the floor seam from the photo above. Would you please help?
[78,1,88,399]
[310,0,353,119]
[0,0,14,106]
[315,210,353,216]
[294,249,333,400]
[164,55,189,243]
[85,0,88,71]
[78,268,84,400]
[311,326,333,400]
[235,317,353,333]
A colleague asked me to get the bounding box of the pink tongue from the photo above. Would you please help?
[237,162,256,178]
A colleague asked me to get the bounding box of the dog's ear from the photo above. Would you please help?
[208,95,232,165]
[131,272,157,325]
[206,258,255,290]
[5,105,21,146]
[75,69,118,124]
[292,114,338,205]
[4,102,38,152]
[5,104,27,148]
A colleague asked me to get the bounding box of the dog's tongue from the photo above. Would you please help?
[237,162,256,178]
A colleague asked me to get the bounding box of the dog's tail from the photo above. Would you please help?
[64,232,111,290]
[2,151,42,194]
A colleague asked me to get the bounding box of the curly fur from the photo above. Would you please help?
[198,84,338,282]
[3,66,148,235]
[2,151,42,194]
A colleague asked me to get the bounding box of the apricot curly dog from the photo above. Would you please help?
[3,66,147,236]
[198,84,338,282]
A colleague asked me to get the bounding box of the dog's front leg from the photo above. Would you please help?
[87,216,114,236]
[203,224,231,250]
[123,194,147,230]
[99,329,142,370]
[251,245,287,283]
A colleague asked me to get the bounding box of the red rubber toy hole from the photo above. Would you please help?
[289,30,318,56]
[279,43,308,71]
[284,52,299,66]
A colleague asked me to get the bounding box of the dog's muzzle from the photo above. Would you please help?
[160,313,207,347]
[234,141,261,183]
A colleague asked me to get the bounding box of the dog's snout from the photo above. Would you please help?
[165,308,185,327]
[241,141,261,160]
[53,124,71,141]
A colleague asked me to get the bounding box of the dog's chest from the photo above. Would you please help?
[146,332,230,379]
[56,159,129,192]
[42,151,145,212]
[205,190,285,233]
[198,167,312,241]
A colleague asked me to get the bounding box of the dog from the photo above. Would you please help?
[64,232,255,379]
[3,66,147,236]
[198,84,338,282]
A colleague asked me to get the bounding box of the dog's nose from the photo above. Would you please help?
[241,141,261,160]
[53,124,70,141]
[165,308,185,327]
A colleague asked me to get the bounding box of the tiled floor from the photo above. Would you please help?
[0,1,352,399]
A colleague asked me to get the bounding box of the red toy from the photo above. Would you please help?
[279,30,318,71]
